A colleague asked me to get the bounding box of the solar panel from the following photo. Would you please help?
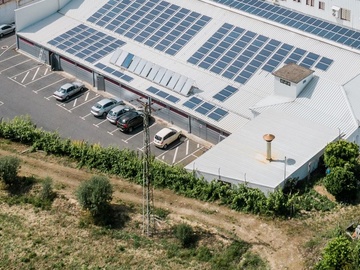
[183,97,202,109]
[315,57,333,71]
[47,24,126,64]
[208,108,229,121]
[209,0,360,51]
[146,86,180,103]
[87,0,211,56]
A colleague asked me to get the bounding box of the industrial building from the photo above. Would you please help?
[14,0,360,193]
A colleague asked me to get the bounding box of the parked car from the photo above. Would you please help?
[116,111,145,133]
[106,104,134,124]
[154,127,182,149]
[0,23,15,37]
[53,81,84,101]
[91,97,124,117]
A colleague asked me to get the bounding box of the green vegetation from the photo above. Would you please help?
[172,223,196,248]
[76,175,113,225]
[0,155,21,188]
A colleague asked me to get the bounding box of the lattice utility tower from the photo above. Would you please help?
[142,100,154,236]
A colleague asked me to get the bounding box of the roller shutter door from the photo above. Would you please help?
[59,57,93,84]
[104,77,121,96]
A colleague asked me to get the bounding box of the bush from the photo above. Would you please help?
[211,240,250,269]
[323,166,357,202]
[76,175,113,224]
[173,223,196,248]
[324,140,359,169]
[39,177,55,201]
[0,155,21,188]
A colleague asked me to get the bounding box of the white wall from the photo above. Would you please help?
[15,0,72,31]
[0,1,16,24]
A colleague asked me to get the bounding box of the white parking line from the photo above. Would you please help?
[175,146,205,165]
[44,68,49,76]
[25,71,54,86]
[69,94,99,111]
[107,127,119,135]
[56,103,72,112]
[186,139,189,155]
[0,59,31,73]
[85,92,90,101]
[7,76,26,87]
[93,119,107,127]
[0,101,4,106]
[172,147,179,164]
[80,113,92,120]
[32,67,40,81]
[0,43,16,59]
[33,78,66,93]
[21,71,29,84]
[122,131,143,143]
[73,98,77,107]
[137,141,154,151]
[0,51,20,63]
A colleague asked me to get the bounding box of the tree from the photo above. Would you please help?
[324,140,359,169]
[76,175,113,221]
[0,155,21,188]
[323,166,357,202]
[315,236,353,270]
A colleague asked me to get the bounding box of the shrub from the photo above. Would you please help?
[76,175,113,224]
[39,177,55,201]
[323,166,357,202]
[173,223,196,248]
[0,155,21,188]
[324,140,359,169]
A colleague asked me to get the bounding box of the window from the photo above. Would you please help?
[306,0,314,6]
[280,78,291,86]
[293,0,300,2]
[341,8,351,21]
[318,1,325,10]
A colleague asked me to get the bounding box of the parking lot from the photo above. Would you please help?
[0,34,209,166]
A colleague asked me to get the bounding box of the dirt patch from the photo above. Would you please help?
[0,145,310,269]
[314,185,336,202]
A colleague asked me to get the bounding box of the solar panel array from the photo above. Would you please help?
[213,85,238,102]
[188,23,333,84]
[47,24,125,63]
[87,0,211,56]
[211,0,360,50]
[183,97,229,121]
[147,86,180,103]
[95,63,133,82]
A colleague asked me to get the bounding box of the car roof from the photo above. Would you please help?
[109,104,128,112]
[60,83,73,89]
[97,98,113,105]
[119,110,140,119]
[155,127,175,137]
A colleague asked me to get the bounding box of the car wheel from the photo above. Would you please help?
[128,127,133,132]
[102,112,107,118]
[163,144,168,149]
[65,96,69,101]
[0,33,3,38]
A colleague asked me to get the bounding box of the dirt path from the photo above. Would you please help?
[0,148,307,269]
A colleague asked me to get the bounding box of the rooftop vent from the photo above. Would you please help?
[263,134,275,161]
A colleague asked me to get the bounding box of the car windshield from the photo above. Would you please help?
[58,88,67,93]
[155,135,163,141]
[94,103,103,109]
[108,110,116,116]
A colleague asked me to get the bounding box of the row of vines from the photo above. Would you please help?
[0,116,335,217]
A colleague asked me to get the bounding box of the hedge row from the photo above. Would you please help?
[0,116,310,217]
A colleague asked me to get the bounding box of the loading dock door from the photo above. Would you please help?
[50,53,61,71]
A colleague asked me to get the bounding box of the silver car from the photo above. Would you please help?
[53,81,85,101]
[106,104,134,124]
[0,23,15,38]
[91,97,124,118]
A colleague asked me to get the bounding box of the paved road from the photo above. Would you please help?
[0,34,208,166]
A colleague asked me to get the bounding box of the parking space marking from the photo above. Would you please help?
[56,103,72,112]
[33,78,66,93]
[137,141,154,151]
[93,119,107,128]
[0,43,16,58]
[73,98,77,107]
[0,101,4,106]
[84,92,90,101]
[0,59,31,73]
[122,131,142,144]
[107,127,119,135]
[174,145,205,165]
[21,71,29,84]
[186,139,189,155]
[32,67,40,81]
[7,76,26,87]
[69,94,99,111]
[172,147,179,164]
[44,68,49,76]
[0,51,18,63]
[80,113,92,120]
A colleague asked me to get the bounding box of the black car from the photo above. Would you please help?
[116,111,145,133]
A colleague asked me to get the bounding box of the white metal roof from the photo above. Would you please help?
[185,109,339,192]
